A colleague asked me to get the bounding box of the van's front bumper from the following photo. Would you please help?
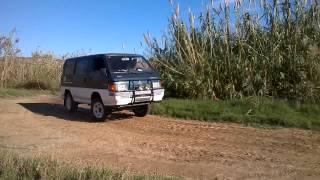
[102,89,165,107]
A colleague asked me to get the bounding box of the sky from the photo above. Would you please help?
[0,0,219,57]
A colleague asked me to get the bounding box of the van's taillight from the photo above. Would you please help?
[108,83,116,92]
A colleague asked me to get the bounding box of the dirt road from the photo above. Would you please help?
[0,95,319,179]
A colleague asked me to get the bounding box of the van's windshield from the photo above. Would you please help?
[106,56,153,73]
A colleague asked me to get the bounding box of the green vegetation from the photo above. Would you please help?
[151,97,320,130]
[0,88,53,98]
[0,151,176,180]
[146,0,320,102]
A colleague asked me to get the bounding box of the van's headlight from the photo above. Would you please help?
[152,80,162,89]
[108,82,129,92]
[116,81,129,91]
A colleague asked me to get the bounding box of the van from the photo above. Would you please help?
[60,53,164,121]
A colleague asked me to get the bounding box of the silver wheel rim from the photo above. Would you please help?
[66,95,72,110]
[93,102,104,119]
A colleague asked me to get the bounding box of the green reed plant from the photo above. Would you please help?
[146,0,320,102]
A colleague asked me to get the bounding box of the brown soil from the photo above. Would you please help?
[0,95,319,179]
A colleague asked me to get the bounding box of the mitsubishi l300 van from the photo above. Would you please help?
[60,53,164,121]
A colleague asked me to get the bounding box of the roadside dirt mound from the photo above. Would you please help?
[0,95,319,179]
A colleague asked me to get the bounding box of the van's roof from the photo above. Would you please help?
[66,53,143,61]
[105,53,142,56]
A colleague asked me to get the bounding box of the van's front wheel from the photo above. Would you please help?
[91,98,107,121]
[133,105,150,117]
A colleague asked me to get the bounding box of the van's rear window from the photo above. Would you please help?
[107,56,152,73]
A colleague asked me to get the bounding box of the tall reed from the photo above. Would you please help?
[146,0,320,102]
[0,32,63,90]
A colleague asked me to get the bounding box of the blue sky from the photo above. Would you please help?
[1,0,218,57]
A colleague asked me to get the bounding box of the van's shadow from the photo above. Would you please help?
[18,103,133,123]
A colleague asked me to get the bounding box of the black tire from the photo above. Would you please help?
[133,104,150,117]
[64,93,78,113]
[91,98,108,121]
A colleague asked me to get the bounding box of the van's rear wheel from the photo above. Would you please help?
[133,104,150,117]
[64,93,78,113]
[91,98,107,121]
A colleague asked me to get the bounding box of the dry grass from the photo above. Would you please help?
[0,55,63,90]
[0,32,63,90]
[0,88,54,98]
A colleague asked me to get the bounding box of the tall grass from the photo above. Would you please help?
[0,31,63,90]
[145,0,320,102]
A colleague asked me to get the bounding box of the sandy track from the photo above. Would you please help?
[0,95,319,179]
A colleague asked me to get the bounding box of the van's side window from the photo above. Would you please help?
[76,59,89,75]
[63,60,75,82]
[65,60,75,75]
[92,56,106,71]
